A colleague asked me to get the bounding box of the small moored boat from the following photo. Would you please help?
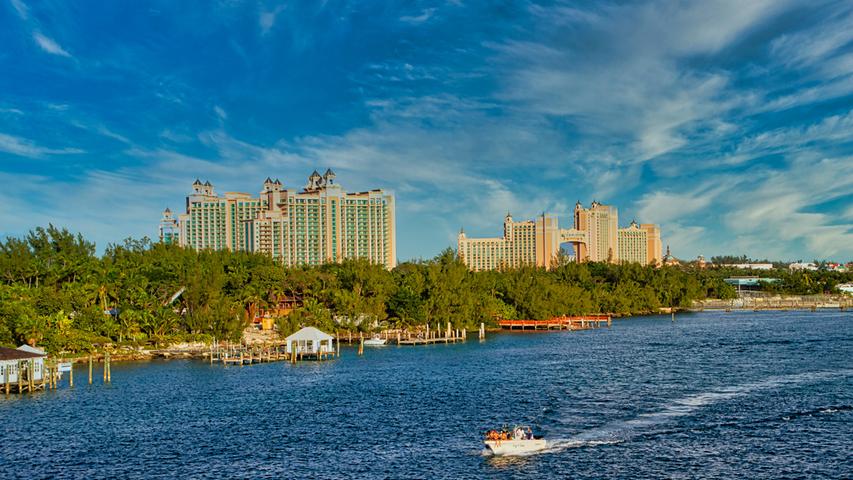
[484,426,547,455]
[363,336,387,346]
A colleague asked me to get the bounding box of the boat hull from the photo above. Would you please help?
[363,339,387,346]
[484,439,547,455]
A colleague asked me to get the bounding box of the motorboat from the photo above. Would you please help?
[363,336,388,346]
[484,426,547,456]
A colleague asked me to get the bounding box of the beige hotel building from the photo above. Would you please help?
[458,201,661,271]
[159,170,396,269]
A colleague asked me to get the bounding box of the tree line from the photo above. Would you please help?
[2,225,848,354]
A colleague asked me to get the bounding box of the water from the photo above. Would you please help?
[2,311,851,479]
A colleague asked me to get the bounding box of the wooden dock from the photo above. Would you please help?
[210,343,337,365]
[498,315,612,331]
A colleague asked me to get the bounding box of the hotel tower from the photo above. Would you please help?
[159,170,396,269]
[458,201,661,271]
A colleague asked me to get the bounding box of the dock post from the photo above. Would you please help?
[4,364,10,394]
[291,341,297,364]
[358,336,364,356]
[88,355,93,384]
[29,359,35,392]
[69,362,74,388]
[18,361,24,393]
[239,351,244,366]
[397,331,401,345]
[336,337,340,357]
[104,352,111,383]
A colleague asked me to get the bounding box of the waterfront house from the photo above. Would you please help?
[0,346,46,384]
[284,327,335,355]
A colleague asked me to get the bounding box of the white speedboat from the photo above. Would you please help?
[363,336,387,346]
[484,426,547,456]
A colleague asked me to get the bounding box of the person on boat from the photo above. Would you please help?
[513,427,524,440]
[525,427,533,440]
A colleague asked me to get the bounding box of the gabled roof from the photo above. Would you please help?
[274,178,281,185]
[204,181,212,187]
[193,178,202,186]
[284,326,334,342]
[309,170,321,178]
[0,347,45,361]
[323,168,335,177]
[264,177,273,184]
[18,344,46,355]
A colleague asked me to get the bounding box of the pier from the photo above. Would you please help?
[498,315,612,331]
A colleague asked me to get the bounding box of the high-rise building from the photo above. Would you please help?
[158,208,179,245]
[457,214,559,271]
[617,221,661,265]
[160,170,396,269]
[458,201,662,270]
[573,201,618,262]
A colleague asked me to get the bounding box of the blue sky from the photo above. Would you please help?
[2,0,852,262]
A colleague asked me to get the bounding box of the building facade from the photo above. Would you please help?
[160,170,396,269]
[458,202,662,270]
[457,214,559,271]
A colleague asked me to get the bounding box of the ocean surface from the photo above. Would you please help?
[1,310,851,479]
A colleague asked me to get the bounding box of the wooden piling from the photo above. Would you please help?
[69,363,74,388]
[28,359,35,392]
[18,361,24,393]
[88,355,93,384]
[4,364,10,394]
[479,322,485,341]
[358,336,364,356]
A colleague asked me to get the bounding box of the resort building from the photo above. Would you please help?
[457,214,559,271]
[458,201,662,271]
[160,170,396,269]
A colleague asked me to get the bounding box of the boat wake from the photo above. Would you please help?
[542,369,853,455]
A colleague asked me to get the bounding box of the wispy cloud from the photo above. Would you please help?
[259,5,286,35]
[400,8,435,25]
[9,0,28,19]
[33,31,72,57]
[0,132,83,158]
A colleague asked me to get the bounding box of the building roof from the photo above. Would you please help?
[0,346,46,361]
[284,326,334,343]
[204,181,212,187]
[18,344,46,355]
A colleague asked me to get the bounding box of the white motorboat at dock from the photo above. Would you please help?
[363,335,387,346]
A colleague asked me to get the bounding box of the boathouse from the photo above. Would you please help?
[284,327,335,355]
[0,345,47,384]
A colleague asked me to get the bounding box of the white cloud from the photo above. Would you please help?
[259,5,286,34]
[9,0,28,19]
[213,105,227,121]
[0,132,83,158]
[400,8,435,25]
[496,1,791,161]
[33,31,72,57]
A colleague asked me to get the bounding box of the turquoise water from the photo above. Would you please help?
[1,311,851,478]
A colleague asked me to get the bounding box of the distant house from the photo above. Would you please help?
[789,262,818,271]
[724,276,779,292]
[284,327,335,355]
[722,263,773,270]
[0,346,47,384]
[838,283,853,295]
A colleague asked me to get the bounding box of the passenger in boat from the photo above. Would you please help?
[513,427,524,440]
[525,427,533,440]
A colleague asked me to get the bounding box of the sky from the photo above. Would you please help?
[1,0,852,262]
